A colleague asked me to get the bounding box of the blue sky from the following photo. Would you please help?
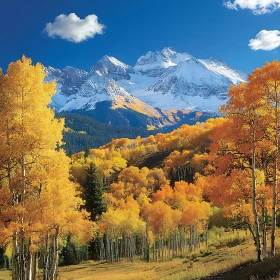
[1,0,280,74]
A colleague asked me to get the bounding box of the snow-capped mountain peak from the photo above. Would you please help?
[47,47,247,115]
[62,66,88,78]
[134,47,193,77]
[91,55,132,80]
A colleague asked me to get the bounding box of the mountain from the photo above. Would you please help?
[119,48,246,111]
[46,47,246,128]
[45,66,88,110]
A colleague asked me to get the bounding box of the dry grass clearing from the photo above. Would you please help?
[0,270,10,280]
[55,243,255,280]
[57,235,257,280]
[0,230,275,280]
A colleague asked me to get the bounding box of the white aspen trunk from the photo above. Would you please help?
[31,253,37,280]
[26,239,32,280]
[193,224,197,250]
[252,131,263,262]
[189,225,193,252]
[262,205,268,254]
[27,253,32,280]
[50,228,59,280]
[18,228,26,280]
[43,233,50,280]
[105,231,110,262]
[12,232,20,280]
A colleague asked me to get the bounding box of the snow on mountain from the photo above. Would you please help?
[57,70,165,120]
[198,58,247,85]
[134,47,192,77]
[47,47,246,117]
[119,49,246,111]
[45,66,88,110]
[91,55,133,80]
[135,58,230,111]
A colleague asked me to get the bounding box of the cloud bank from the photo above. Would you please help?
[224,0,280,14]
[44,13,105,43]
[249,30,280,50]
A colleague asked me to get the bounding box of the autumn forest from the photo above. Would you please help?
[1,57,280,280]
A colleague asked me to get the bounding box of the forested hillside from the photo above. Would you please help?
[68,59,280,266]
[58,113,154,154]
[70,118,219,262]
[58,111,218,154]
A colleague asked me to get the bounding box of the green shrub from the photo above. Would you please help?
[225,236,246,247]
[208,230,247,249]
[199,249,212,257]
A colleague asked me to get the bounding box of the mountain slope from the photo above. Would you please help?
[57,113,155,154]
[57,110,217,154]
[120,49,246,111]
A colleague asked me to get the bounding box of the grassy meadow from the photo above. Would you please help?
[1,229,272,280]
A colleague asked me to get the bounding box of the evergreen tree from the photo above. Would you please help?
[84,163,106,260]
[84,163,106,221]
[61,240,79,266]
[84,147,90,158]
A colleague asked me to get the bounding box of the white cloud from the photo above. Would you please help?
[44,13,105,43]
[224,0,280,14]
[249,30,280,50]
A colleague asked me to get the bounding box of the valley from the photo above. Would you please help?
[2,1,280,279]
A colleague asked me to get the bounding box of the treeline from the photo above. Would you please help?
[57,111,219,155]
[57,113,155,154]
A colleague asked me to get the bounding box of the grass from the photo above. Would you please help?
[51,230,256,280]
[2,230,280,280]
[0,269,10,280]
[53,242,255,280]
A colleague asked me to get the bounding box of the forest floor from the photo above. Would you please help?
[2,231,280,279]
[54,240,258,280]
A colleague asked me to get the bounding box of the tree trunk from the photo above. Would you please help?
[271,158,277,256]
[271,82,279,257]
[50,227,59,280]
[43,233,50,280]
[26,239,32,280]
[252,132,263,262]
[12,232,20,280]
[31,253,38,280]
[145,220,150,262]
[18,228,26,280]
[262,205,268,254]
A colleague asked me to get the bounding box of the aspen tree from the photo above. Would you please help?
[0,57,92,280]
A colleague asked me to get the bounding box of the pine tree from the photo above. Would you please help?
[84,163,106,221]
[83,163,106,260]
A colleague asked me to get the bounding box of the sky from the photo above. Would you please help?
[1,0,280,74]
